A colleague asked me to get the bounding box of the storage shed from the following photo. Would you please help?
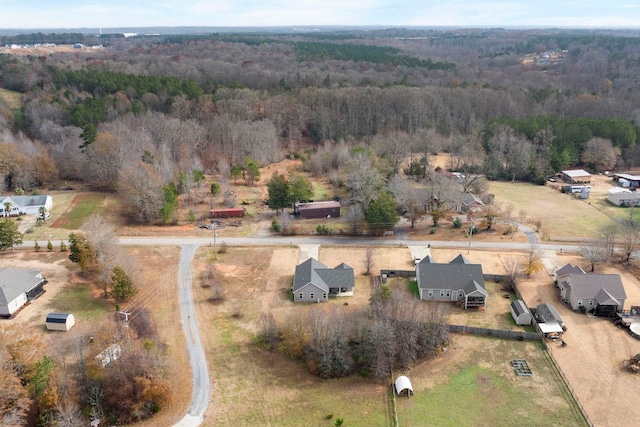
[45,312,75,331]
[510,300,532,326]
[394,375,414,397]
[211,208,244,218]
[294,201,341,219]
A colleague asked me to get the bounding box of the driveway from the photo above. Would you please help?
[172,245,210,427]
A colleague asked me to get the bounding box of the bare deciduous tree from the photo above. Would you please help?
[581,242,606,272]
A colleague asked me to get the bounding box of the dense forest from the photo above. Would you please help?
[2,28,640,222]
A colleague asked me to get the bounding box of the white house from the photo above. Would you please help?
[0,267,47,317]
[0,195,53,216]
[607,188,640,207]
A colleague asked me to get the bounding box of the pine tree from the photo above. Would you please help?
[109,266,136,302]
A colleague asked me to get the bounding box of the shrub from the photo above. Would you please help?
[452,217,462,228]
[34,241,40,252]
[579,306,587,314]
[430,227,436,234]
[210,182,221,195]
[60,241,67,252]
[14,187,24,195]
[316,224,330,235]
[26,226,34,234]
[218,241,228,254]
[271,219,281,232]
[47,240,53,251]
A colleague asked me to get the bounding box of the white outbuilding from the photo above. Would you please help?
[394,375,414,397]
[45,312,75,331]
[510,300,532,326]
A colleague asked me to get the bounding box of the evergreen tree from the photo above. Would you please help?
[267,174,290,214]
[0,219,23,252]
[109,266,136,302]
[365,191,399,234]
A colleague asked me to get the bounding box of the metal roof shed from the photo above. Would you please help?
[46,312,75,331]
[394,375,414,397]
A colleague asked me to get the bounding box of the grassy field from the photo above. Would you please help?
[398,338,586,427]
[51,193,107,230]
[0,87,23,109]
[489,181,614,239]
[47,281,112,321]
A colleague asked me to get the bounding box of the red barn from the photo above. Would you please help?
[211,208,245,218]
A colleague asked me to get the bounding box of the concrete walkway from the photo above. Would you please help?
[298,244,319,262]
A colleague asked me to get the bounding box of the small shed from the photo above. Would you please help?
[211,208,244,218]
[294,201,341,219]
[510,300,532,326]
[46,312,75,331]
[394,375,414,397]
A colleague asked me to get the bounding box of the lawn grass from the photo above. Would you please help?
[51,193,106,230]
[47,282,112,321]
[489,181,613,239]
[398,339,588,427]
[407,280,419,297]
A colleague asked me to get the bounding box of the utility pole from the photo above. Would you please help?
[213,224,217,259]
[467,218,476,254]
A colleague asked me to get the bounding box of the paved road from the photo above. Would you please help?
[173,245,210,427]
[117,235,582,252]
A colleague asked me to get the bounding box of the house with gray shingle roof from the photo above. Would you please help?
[292,258,354,303]
[554,263,585,280]
[0,195,53,216]
[416,254,487,309]
[557,264,626,316]
[0,267,47,317]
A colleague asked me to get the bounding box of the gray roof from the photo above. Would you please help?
[511,300,529,317]
[537,303,562,324]
[562,169,591,177]
[293,258,354,292]
[450,254,471,264]
[0,267,44,305]
[0,195,50,208]
[46,313,71,323]
[566,273,626,301]
[417,254,485,294]
[556,263,586,278]
[462,193,484,207]
[595,289,620,306]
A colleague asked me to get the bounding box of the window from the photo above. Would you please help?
[588,300,593,306]
[446,290,451,297]
[440,290,445,297]
[310,293,315,300]
[322,293,327,299]
[299,293,303,300]
[428,290,433,297]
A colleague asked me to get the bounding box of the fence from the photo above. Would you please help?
[447,324,542,341]
[545,347,594,427]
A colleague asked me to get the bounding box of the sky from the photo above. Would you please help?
[0,0,639,30]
